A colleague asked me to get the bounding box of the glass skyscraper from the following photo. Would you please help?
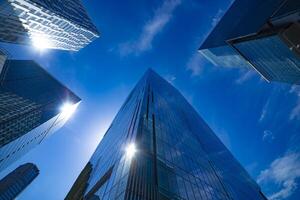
[0,0,99,51]
[0,163,39,199]
[66,69,267,200]
[0,50,7,73]
[0,59,80,172]
[199,0,300,84]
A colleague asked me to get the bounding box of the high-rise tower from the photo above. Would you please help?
[0,0,99,51]
[0,163,39,199]
[66,69,267,200]
[199,0,300,85]
[0,60,80,171]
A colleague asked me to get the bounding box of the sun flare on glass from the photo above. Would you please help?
[31,34,51,50]
[60,102,78,120]
[125,143,137,159]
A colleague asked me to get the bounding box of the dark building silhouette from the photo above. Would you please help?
[0,163,39,200]
[199,0,300,84]
[0,60,80,171]
[66,69,267,200]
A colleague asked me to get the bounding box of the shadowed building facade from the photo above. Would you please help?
[66,69,267,200]
[0,60,80,172]
[0,163,39,199]
[0,50,7,73]
[0,0,99,51]
[199,0,300,85]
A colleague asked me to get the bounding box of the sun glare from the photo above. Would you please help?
[125,143,137,159]
[31,34,52,50]
[60,102,79,120]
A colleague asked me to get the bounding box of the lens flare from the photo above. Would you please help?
[60,102,78,120]
[125,143,137,159]
[31,34,51,50]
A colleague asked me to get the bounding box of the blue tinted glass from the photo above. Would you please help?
[234,34,300,84]
[0,60,80,171]
[200,0,284,49]
[67,70,266,200]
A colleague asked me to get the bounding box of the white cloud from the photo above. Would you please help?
[289,85,300,121]
[259,99,271,122]
[119,0,181,56]
[290,100,300,121]
[262,130,275,142]
[289,85,300,96]
[164,74,176,84]
[186,53,205,76]
[235,70,255,84]
[211,9,224,27]
[257,152,300,200]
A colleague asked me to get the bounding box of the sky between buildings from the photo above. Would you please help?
[0,0,300,199]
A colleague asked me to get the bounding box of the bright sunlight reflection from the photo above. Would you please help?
[126,143,137,159]
[31,34,52,50]
[60,102,79,120]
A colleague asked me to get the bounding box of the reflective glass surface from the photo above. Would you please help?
[67,70,265,200]
[234,34,300,84]
[0,163,39,199]
[271,0,300,21]
[0,0,99,50]
[199,0,284,50]
[30,0,99,34]
[199,46,251,68]
[0,60,80,171]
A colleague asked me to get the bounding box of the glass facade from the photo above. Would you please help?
[199,46,251,68]
[234,32,300,84]
[199,0,285,50]
[0,60,80,172]
[0,0,99,51]
[66,69,266,200]
[0,50,6,73]
[199,0,300,84]
[30,0,99,34]
[0,163,39,199]
[271,0,300,25]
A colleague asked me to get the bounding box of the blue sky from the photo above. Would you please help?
[0,0,300,199]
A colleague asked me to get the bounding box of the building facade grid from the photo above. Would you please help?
[66,70,267,200]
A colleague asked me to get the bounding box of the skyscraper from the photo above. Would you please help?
[0,59,80,171]
[199,0,300,84]
[66,69,267,200]
[0,50,7,74]
[0,0,99,51]
[0,163,39,199]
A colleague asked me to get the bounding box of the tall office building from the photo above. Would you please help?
[0,0,99,51]
[0,163,39,199]
[0,59,80,171]
[199,0,300,84]
[0,50,7,74]
[66,69,267,200]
